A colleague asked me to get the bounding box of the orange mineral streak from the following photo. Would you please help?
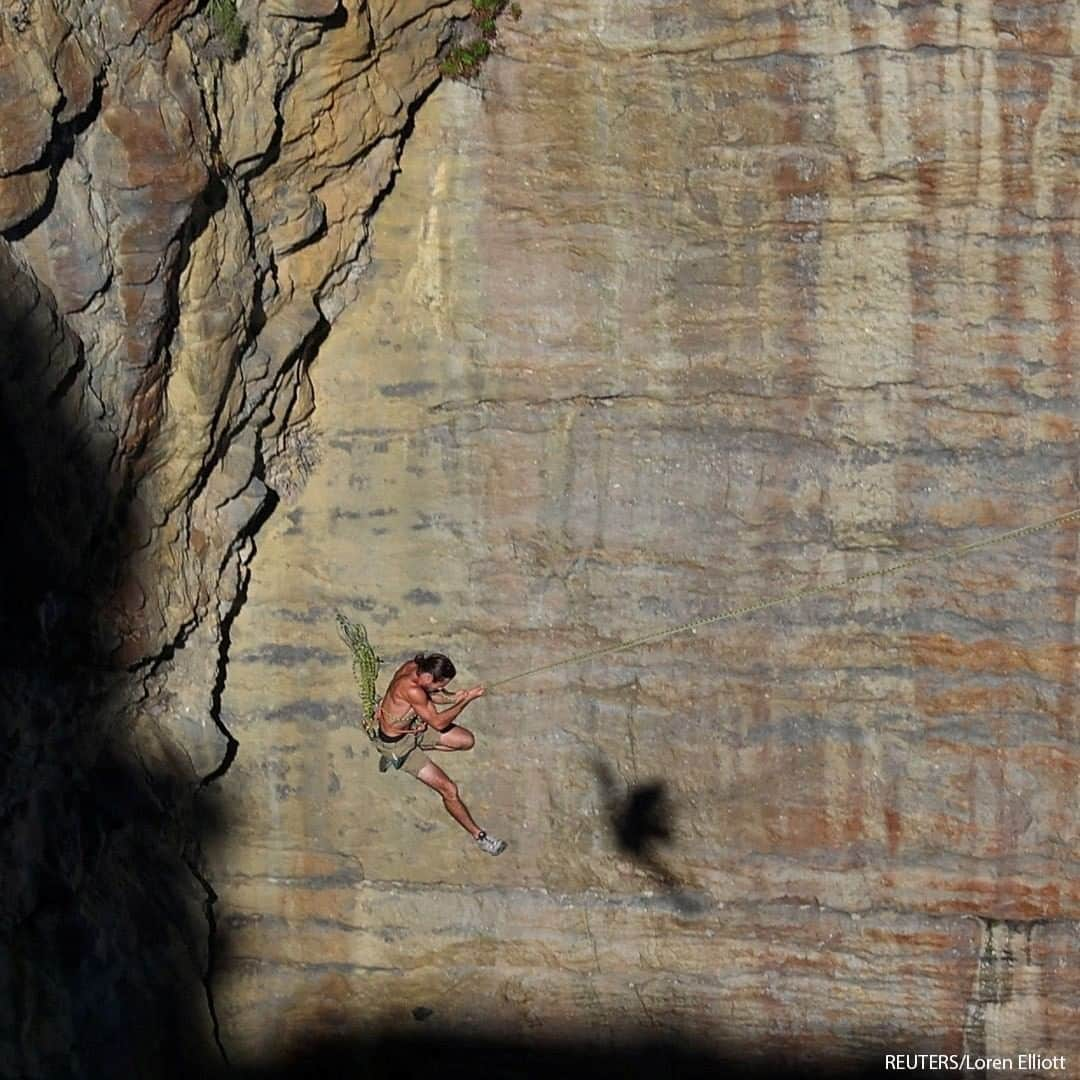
[918,684,1039,718]
[907,633,1078,681]
[926,498,1020,529]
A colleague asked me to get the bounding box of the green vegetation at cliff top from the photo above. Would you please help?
[440,0,521,80]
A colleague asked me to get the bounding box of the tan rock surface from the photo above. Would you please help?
[0,0,1075,1073]
[208,0,1079,1070]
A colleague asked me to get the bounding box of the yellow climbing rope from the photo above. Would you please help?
[485,506,1080,691]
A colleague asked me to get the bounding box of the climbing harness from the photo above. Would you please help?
[484,506,1080,691]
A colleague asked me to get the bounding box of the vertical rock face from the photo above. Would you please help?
[1,0,1076,1074]
[209,0,1078,1071]
[0,0,470,1074]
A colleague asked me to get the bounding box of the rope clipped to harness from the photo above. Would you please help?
[336,611,381,742]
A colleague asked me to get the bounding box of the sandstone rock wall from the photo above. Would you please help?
[207,0,1078,1072]
[1,0,1076,1074]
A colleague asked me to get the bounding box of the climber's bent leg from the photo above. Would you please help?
[429,724,475,752]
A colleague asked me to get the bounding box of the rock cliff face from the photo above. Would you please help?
[0,1,470,1074]
[206,0,1078,1072]
[1,0,1076,1075]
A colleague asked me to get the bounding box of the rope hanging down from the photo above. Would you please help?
[485,506,1080,692]
[335,612,381,740]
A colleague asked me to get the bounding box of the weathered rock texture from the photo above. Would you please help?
[1,0,1077,1075]
[206,0,1079,1073]
[0,0,472,1075]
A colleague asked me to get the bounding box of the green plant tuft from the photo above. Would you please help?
[439,0,518,80]
[208,0,246,60]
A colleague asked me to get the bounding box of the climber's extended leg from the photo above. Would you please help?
[415,759,506,855]
[415,760,481,835]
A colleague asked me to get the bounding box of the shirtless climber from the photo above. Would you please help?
[374,653,507,856]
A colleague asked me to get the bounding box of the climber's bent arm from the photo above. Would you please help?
[407,686,485,731]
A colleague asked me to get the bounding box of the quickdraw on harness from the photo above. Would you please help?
[336,611,416,770]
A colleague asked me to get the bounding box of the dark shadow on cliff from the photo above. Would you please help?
[195,751,919,1080]
[231,1028,909,1080]
[0,245,221,1078]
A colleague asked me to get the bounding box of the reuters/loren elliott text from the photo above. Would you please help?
[884,1053,1068,1072]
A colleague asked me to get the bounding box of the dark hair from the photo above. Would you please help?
[413,652,456,682]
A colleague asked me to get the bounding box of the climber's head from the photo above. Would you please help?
[413,652,456,689]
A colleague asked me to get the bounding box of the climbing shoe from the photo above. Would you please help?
[378,753,403,773]
[475,831,507,856]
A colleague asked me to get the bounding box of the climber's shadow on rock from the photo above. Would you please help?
[596,761,673,858]
[592,757,708,916]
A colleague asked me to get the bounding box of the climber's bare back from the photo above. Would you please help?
[378,661,453,734]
